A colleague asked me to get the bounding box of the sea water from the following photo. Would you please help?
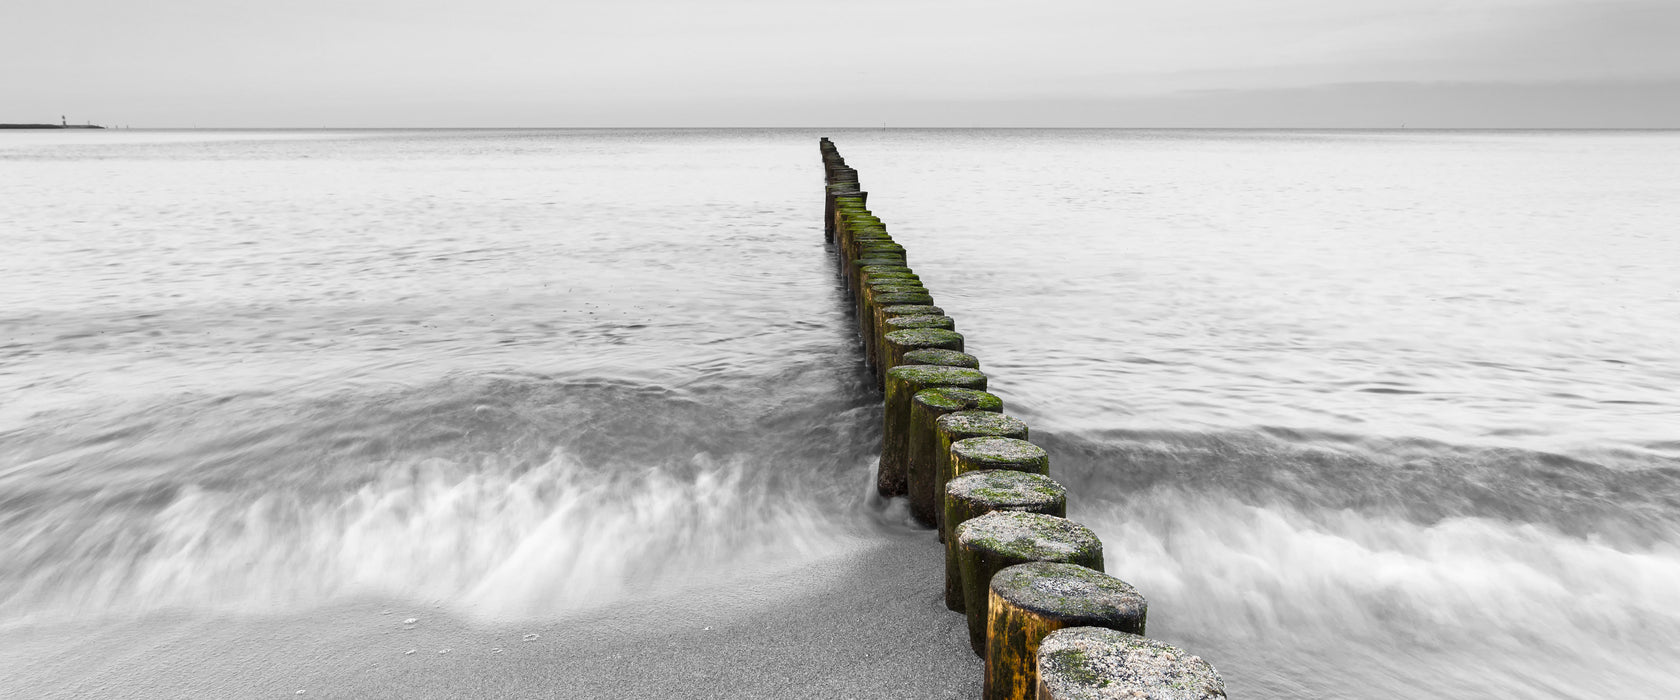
[2,128,1677,697]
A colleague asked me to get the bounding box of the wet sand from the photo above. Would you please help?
[0,527,981,699]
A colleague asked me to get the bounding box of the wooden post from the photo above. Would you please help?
[952,437,1048,477]
[934,412,1031,543]
[954,512,1103,655]
[984,563,1147,700]
[907,388,1002,526]
[903,348,979,369]
[861,288,936,364]
[879,365,987,498]
[943,470,1067,613]
[870,304,944,369]
[1036,627,1226,700]
[859,278,928,338]
[881,328,964,382]
[850,257,910,293]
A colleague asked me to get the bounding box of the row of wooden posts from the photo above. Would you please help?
[819,138,1228,700]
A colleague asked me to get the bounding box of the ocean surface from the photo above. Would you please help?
[2,128,1677,698]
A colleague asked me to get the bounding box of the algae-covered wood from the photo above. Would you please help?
[903,348,979,369]
[983,564,1147,700]
[882,328,964,379]
[1036,627,1225,700]
[943,470,1067,611]
[954,512,1103,655]
[878,365,987,497]
[907,388,1002,526]
[934,412,1030,542]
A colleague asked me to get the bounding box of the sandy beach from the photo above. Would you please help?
[1,525,981,699]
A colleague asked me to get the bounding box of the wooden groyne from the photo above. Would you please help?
[819,138,1228,700]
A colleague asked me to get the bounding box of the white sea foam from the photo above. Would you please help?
[3,449,860,624]
[1081,488,1680,696]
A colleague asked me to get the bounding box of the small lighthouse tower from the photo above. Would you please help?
[61,115,67,127]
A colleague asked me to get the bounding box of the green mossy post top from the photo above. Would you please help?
[870,288,931,304]
[864,271,918,281]
[952,436,1047,468]
[887,364,987,389]
[885,314,955,331]
[956,512,1102,561]
[992,563,1139,620]
[868,280,927,292]
[853,257,907,269]
[937,410,1028,440]
[903,348,979,368]
[874,292,935,307]
[946,469,1065,508]
[861,265,915,275]
[883,327,962,347]
[882,304,944,318]
[1037,627,1226,700]
[913,387,1002,413]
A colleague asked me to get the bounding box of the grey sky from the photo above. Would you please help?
[5,0,1678,127]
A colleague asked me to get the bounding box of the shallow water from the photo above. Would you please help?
[2,128,1678,697]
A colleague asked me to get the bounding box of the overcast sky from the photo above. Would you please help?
[5,0,1678,127]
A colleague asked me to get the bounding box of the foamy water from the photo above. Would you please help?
[2,128,1677,697]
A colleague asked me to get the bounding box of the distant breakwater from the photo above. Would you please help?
[819,137,1227,700]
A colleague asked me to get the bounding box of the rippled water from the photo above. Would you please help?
[3,128,1678,697]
